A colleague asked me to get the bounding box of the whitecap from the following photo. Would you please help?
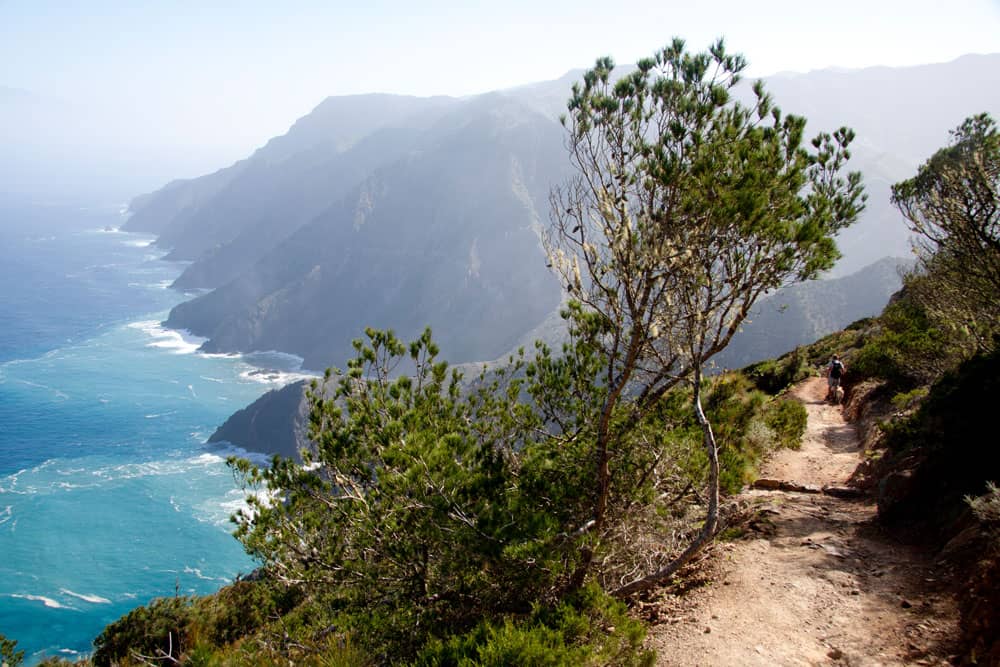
[144,411,177,419]
[60,588,111,604]
[183,566,228,583]
[199,376,225,383]
[188,452,225,466]
[204,444,272,468]
[121,238,155,248]
[10,593,74,610]
[128,320,206,355]
[243,350,308,369]
[239,367,317,387]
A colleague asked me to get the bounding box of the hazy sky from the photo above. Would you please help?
[2,0,999,180]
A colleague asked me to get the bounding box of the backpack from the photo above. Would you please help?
[830,360,844,379]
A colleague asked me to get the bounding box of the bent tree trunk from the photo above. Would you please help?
[612,368,720,598]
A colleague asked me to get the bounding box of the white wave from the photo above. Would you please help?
[144,411,177,419]
[188,384,197,398]
[0,506,12,526]
[188,452,225,466]
[199,376,225,383]
[90,459,197,482]
[243,350,307,368]
[204,444,273,468]
[10,593,73,610]
[200,351,241,360]
[60,588,111,604]
[239,367,317,387]
[183,566,228,583]
[127,279,174,290]
[122,238,155,248]
[128,320,206,355]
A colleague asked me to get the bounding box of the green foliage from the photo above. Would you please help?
[890,387,929,412]
[194,579,303,647]
[743,347,811,394]
[1,633,24,667]
[93,596,194,666]
[851,289,972,389]
[892,113,1000,315]
[415,584,652,667]
[762,399,808,451]
[232,326,638,656]
[700,374,805,492]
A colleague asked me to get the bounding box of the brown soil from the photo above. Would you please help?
[644,377,959,666]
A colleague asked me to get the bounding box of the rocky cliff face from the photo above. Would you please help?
[208,380,311,461]
[164,97,566,370]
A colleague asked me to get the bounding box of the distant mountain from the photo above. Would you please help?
[126,54,999,371]
[713,257,912,370]
[162,95,566,369]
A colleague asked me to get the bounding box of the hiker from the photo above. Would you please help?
[826,355,846,402]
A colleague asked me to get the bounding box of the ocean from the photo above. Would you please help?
[0,198,312,663]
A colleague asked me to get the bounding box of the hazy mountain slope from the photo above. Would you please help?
[763,54,1000,169]
[167,99,566,369]
[713,257,910,370]
[125,94,460,259]
[131,54,997,372]
[170,126,427,288]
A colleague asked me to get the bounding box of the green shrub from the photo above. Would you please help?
[744,347,810,394]
[415,583,653,667]
[93,596,194,666]
[193,579,303,646]
[762,399,807,450]
[1,633,24,667]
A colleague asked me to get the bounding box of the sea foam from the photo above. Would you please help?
[59,589,111,604]
[10,594,72,610]
[128,320,206,355]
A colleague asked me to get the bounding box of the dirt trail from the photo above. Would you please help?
[646,377,957,666]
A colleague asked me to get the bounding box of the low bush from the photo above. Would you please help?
[93,596,194,666]
[415,583,653,667]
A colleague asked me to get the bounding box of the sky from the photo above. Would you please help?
[1,0,999,190]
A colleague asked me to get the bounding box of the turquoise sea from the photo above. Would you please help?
[0,198,311,663]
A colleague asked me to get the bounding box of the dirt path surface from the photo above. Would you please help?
[645,377,958,666]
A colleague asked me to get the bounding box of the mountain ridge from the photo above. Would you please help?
[125,54,999,371]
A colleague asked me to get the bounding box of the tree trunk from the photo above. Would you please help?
[612,368,720,598]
